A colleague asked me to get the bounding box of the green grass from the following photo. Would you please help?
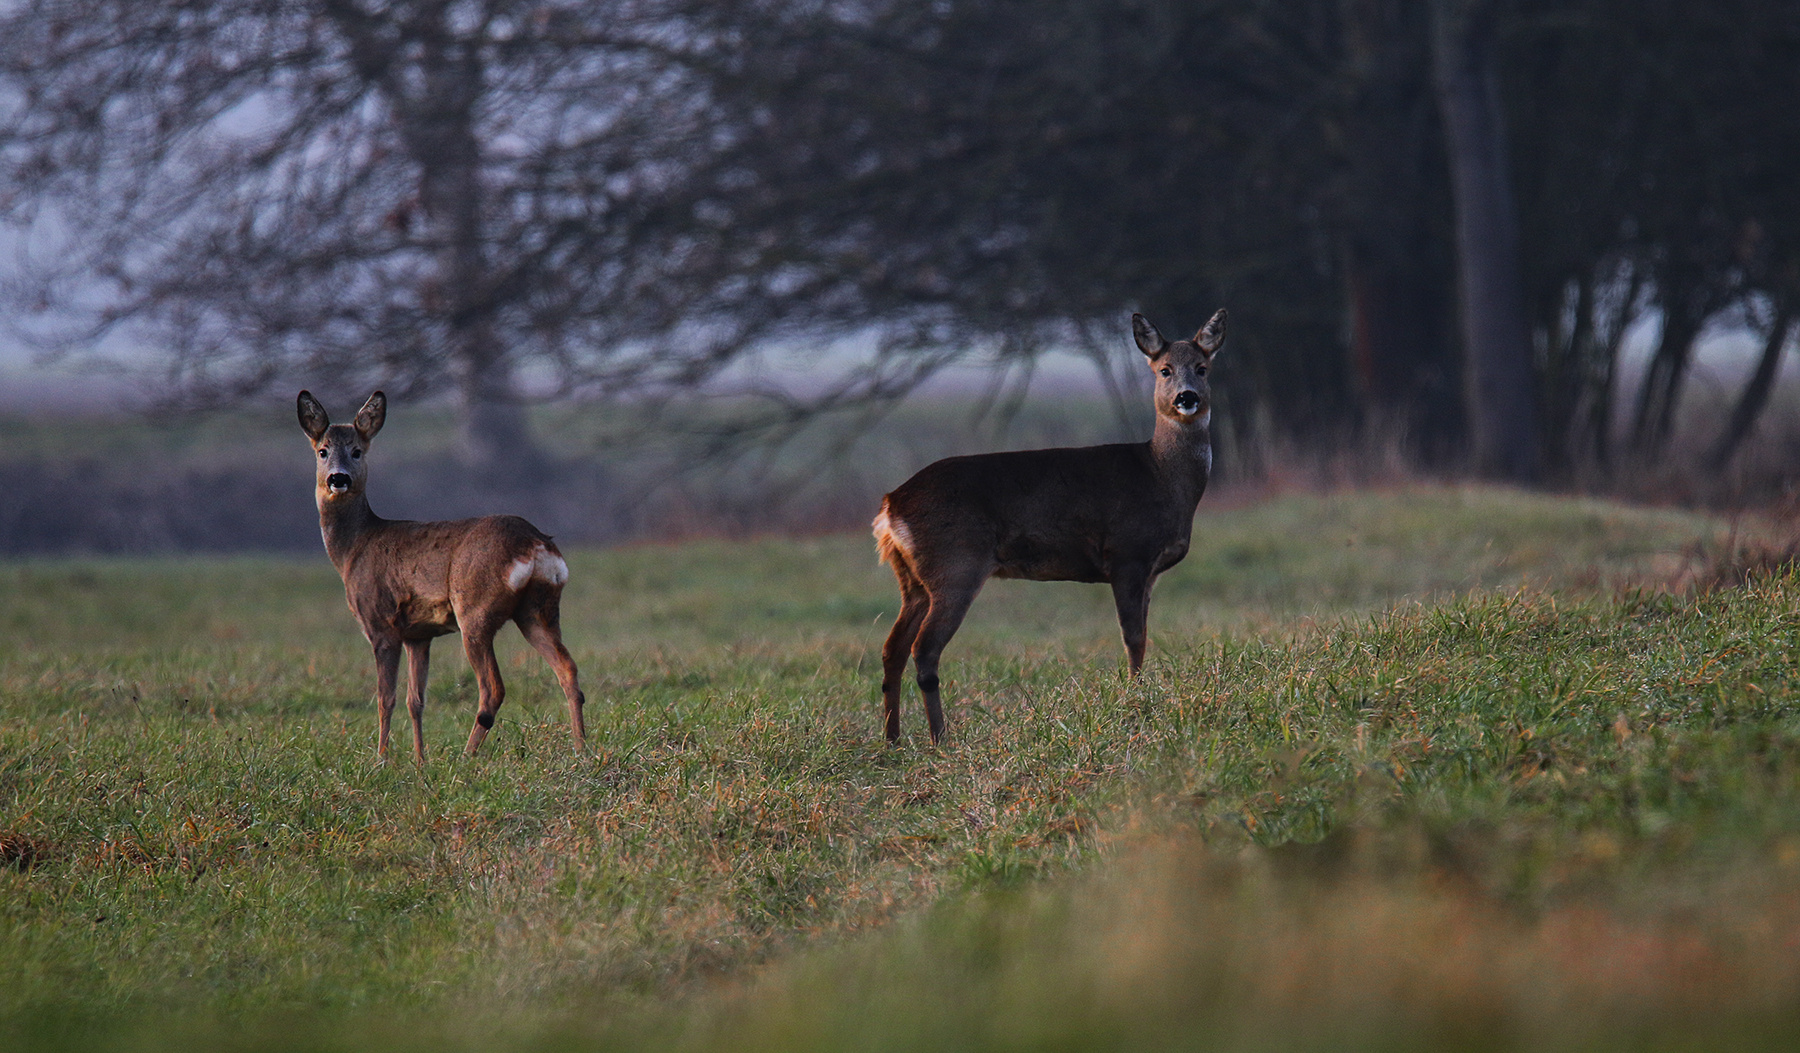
[2,485,1796,1050]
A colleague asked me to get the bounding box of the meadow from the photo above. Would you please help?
[3,485,1799,1050]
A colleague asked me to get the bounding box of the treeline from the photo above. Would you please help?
[2,1,1796,483]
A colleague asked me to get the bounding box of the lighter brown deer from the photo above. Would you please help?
[298,390,587,762]
[873,309,1224,744]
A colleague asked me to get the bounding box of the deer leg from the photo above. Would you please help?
[1110,567,1154,675]
[516,598,588,752]
[372,641,403,761]
[461,617,508,756]
[881,563,931,744]
[403,638,431,765]
[911,572,988,746]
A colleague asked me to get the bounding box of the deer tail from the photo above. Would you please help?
[507,541,569,591]
[872,499,915,571]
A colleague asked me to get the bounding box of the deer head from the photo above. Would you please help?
[297,390,387,505]
[1133,308,1225,427]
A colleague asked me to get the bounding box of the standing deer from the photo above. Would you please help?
[297,390,587,762]
[872,309,1225,744]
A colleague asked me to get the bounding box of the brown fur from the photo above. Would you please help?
[873,310,1225,745]
[298,390,587,762]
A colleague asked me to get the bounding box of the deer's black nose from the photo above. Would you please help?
[327,472,353,492]
[1173,390,1201,413]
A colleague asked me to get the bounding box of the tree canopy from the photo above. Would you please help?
[1,0,742,466]
[3,0,1797,480]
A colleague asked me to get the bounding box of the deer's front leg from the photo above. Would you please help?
[404,638,431,765]
[1109,568,1154,675]
[372,640,402,760]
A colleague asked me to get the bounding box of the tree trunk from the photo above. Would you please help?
[1629,264,1710,458]
[1345,251,1461,456]
[1710,299,1795,467]
[1430,0,1538,481]
[1572,261,1643,471]
[418,57,541,474]
[1630,314,1697,455]
[337,2,543,475]
[1537,272,1592,477]
[1340,0,1462,464]
[450,319,541,477]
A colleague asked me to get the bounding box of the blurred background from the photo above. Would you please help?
[2,0,1798,555]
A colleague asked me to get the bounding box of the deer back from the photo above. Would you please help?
[881,441,1199,584]
[338,515,563,637]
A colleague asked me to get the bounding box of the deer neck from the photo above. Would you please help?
[1149,411,1212,503]
[317,491,384,571]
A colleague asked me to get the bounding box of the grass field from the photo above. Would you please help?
[3,485,1798,1051]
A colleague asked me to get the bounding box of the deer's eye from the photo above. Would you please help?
[1159,367,1172,378]
[351,448,362,460]
[318,448,328,459]
[1197,366,1208,376]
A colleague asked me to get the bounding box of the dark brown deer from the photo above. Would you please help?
[297,390,587,762]
[873,309,1225,744]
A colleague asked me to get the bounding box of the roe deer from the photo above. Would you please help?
[297,390,587,762]
[872,309,1225,744]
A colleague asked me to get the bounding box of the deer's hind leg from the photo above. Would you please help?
[910,564,991,746]
[515,588,587,751]
[881,560,931,744]
[403,638,431,764]
[460,611,510,756]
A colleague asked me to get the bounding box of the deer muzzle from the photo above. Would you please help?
[326,472,353,494]
[1173,391,1202,416]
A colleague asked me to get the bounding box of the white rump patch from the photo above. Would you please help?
[537,550,570,585]
[507,545,569,590]
[872,507,915,559]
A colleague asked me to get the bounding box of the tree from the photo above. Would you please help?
[1505,0,1800,474]
[1429,0,1537,480]
[0,0,734,469]
[680,0,1361,452]
[1335,0,1463,458]
[1711,293,1796,468]
[703,0,1800,486]
[686,0,1533,469]
[9,0,1796,491]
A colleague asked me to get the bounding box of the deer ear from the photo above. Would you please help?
[1194,308,1227,355]
[1132,313,1168,357]
[297,390,330,443]
[353,391,387,442]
